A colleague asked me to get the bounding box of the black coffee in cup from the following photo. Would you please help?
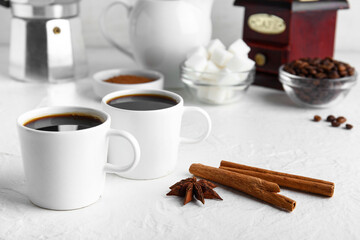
[107,94,178,111]
[24,113,104,132]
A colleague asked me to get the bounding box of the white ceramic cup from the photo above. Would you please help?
[102,89,212,179]
[92,68,164,99]
[17,106,140,210]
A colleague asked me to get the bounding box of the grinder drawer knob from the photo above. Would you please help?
[255,53,266,66]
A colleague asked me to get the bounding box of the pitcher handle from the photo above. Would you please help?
[100,0,134,59]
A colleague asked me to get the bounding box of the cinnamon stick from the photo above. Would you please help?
[189,164,296,212]
[220,161,334,197]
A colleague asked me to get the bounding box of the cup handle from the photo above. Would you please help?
[99,0,134,59]
[180,107,212,144]
[104,129,140,174]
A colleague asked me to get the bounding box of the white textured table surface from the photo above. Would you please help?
[1,46,360,240]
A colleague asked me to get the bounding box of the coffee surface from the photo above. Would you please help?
[24,113,103,132]
[107,94,178,111]
[104,75,154,84]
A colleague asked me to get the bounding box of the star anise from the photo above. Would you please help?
[166,177,222,205]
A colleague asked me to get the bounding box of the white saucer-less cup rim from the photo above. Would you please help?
[92,68,164,99]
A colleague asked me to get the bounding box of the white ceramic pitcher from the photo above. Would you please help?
[100,0,213,88]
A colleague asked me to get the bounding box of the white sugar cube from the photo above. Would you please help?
[207,87,228,104]
[207,39,226,58]
[197,86,229,104]
[187,46,209,60]
[239,72,251,82]
[197,86,210,101]
[226,56,255,72]
[210,48,234,68]
[185,54,207,72]
[219,71,240,85]
[224,57,255,83]
[204,60,221,73]
[228,39,251,58]
[226,89,236,101]
[201,61,221,82]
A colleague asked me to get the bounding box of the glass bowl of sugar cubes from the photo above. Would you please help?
[181,39,255,105]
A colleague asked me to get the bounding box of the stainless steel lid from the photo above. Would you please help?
[10,0,80,19]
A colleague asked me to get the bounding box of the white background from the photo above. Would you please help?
[0,0,359,52]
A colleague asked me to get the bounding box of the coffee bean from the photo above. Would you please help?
[338,64,346,72]
[310,69,317,75]
[283,57,355,106]
[331,120,341,127]
[326,115,336,122]
[313,115,322,122]
[323,62,334,71]
[313,79,320,86]
[284,58,355,79]
[348,67,355,76]
[339,71,347,77]
[329,72,340,79]
[336,116,347,124]
[316,72,327,79]
[301,68,309,75]
[314,114,353,131]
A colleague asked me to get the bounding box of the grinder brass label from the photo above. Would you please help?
[248,13,286,35]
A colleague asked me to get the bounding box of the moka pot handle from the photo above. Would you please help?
[0,0,10,7]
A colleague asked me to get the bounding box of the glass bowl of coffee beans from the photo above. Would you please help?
[279,57,357,108]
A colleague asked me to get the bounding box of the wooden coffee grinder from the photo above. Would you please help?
[234,0,349,90]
